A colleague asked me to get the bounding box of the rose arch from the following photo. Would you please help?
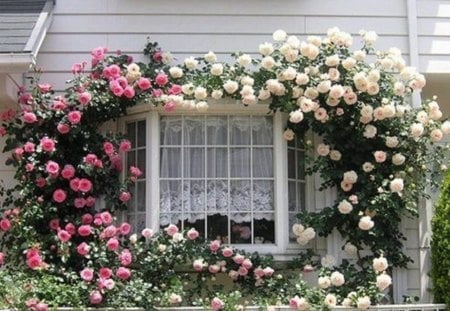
[0,28,447,310]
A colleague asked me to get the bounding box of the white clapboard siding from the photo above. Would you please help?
[417,0,450,72]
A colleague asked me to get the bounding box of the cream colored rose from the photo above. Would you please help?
[279,67,297,81]
[317,143,330,156]
[287,35,300,48]
[373,256,388,272]
[210,63,223,76]
[259,42,274,56]
[416,110,429,124]
[410,123,424,138]
[266,79,286,96]
[392,153,405,166]
[241,76,254,86]
[338,200,353,214]
[325,54,340,67]
[380,57,394,70]
[304,87,319,99]
[329,84,345,99]
[357,296,371,310]
[193,86,207,100]
[330,271,345,286]
[321,254,336,268]
[272,29,287,41]
[317,80,331,93]
[184,56,198,70]
[240,85,254,97]
[289,110,304,123]
[300,42,319,60]
[261,56,276,70]
[376,273,392,291]
[223,80,239,94]
[258,89,271,101]
[353,50,366,61]
[358,216,374,230]
[363,125,377,138]
[343,170,358,184]
[342,57,356,69]
[307,35,322,46]
[196,101,209,112]
[329,150,342,161]
[211,90,223,100]
[169,66,183,79]
[431,129,444,142]
[367,82,380,95]
[283,129,295,141]
[442,121,450,135]
[292,86,304,98]
[374,150,387,163]
[238,54,252,67]
[302,227,316,240]
[204,51,217,63]
[318,276,331,289]
[344,242,358,256]
[324,294,337,308]
[429,109,443,121]
[181,83,194,95]
[295,73,309,85]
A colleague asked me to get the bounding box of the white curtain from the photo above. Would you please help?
[159,116,274,226]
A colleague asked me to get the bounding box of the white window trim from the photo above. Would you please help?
[120,100,316,256]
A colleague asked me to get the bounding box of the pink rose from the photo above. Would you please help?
[40,137,56,153]
[57,229,71,242]
[45,160,60,176]
[89,290,103,305]
[263,267,274,277]
[109,80,124,96]
[110,154,123,171]
[80,267,94,282]
[228,270,239,280]
[165,224,179,237]
[0,252,4,265]
[155,73,169,86]
[24,142,35,153]
[77,242,90,256]
[119,191,131,202]
[84,153,98,165]
[65,223,76,235]
[61,165,75,179]
[104,64,121,79]
[91,46,107,61]
[119,249,132,266]
[27,254,42,270]
[211,297,225,311]
[253,267,265,278]
[208,264,220,274]
[209,240,221,253]
[85,196,96,207]
[78,225,92,237]
[100,211,113,225]
[242,258,253,270]
[123,86,135,99]
[35,302,48,311]
[238,266,248,276]
[67,110,82,124]
[71,62,84,74]
[186,228,199,240]
[221,247,233,258]
[52,99,67,110]
[289,296,301,309]
[78,178,93,193]
[116,76,128,88]
[49,218,60,230]
[81,213,93,224]
[141,228,153,238]
[119,222,131,235]
[74,198,86,208]
[101,225,117,239]
[168,84,182,95]
[0,219,11,231]
[38,83,52,93]
[137,77,151,90]
[164,101,176,112]
[103,142,115,155]
[23,112,37,123]
[99,267,112,279]
[0,127,6,136]
[233,254,245,265]
[25,163,34,172]
[193,259,204,272]
[119,140,131,152]
[152,89,163,97]
[116,267,131,280]
[70,178,80,191]
[57,123,70,134]
[14,147,24,159]
[19,93,32,105]
[35,177,46,188]
[106,238,119,251]
[374,150,387,163]
[53,189,67,203]
[100,278,115,290]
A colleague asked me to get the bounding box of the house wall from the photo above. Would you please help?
[1,0,449,303]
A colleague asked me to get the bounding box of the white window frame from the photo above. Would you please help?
[120,100,315,256]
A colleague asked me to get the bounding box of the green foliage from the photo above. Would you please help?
[431,169,450,305]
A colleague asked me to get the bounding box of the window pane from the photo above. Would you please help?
[128,183,136,212]
[207,213,228,242]
[184,147,205,178]
[160,213,182,230]
[288,181,297,212]
[136,214,146,233]
[254,213,275,244]
[160,116,182,145]
[298,182,306,211]
[127,150,136,169]
[137,120,146,147]
[184,116,204,145]
[183,180,205,213]
[231,213,252,244]
[137,149,146,178]
[253,180,274,211]
[288,149,296,179]
[230,116,250,145]
[230,148,250,177]
[289,213,298,242]
[207,148,228,178]
[160,148,181,177]
[230,180,251,212]
[252,116,273,145]
[207,116,227,145]
[127,123,136,148]
[137,181,146,212]
[206,180,228,211]
[297,150,305,179]
[160,180,182,212]
[253,148,273,177]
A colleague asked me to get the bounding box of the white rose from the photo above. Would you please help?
[318,276,331,289]
[241,76,254,86]
[357,296,371,310]
[292,86,304,98]
[273,29,287,41]
[158,244,167,252]
[169,293,182,304]
[238,54,252,67]
[296,235,310,245]
[315,108,328,122]
[240,85,254,97]
[295,73,309,85]
[329,84,345,99]
[358,216,374,231]
[431,129,444,142]
[325,54,340,67]
[342,298,352,307]
[172,232,184,243]
[364,125,377,138]
[344,242,358,256]
[279,67,297,81]
[364,30,378,46]
[321,254,336,268]
[204,51,217,63]
[392,153,406,166]
[441,121,450,135]
[161,52,173,64]
[211,90,223,100]
[383,105,396,118]
[317,143,330,156]
[266,79,286,96]
[373,107,386,121]
[169,66,183,78]
[343,170,358,184]
[386,136,399,148]
[400,66,416,81]
[366,82,380,95]
[292,223,305,236]
[302,227,316,240]
[300,42,319,60]
[373,256,388,272]
[368,69,380,82]
[390,178,404,193]
[258,89,271,101]
[283,129,295,141]
[317,80,331,93]
[181,83,194,95]
[307,35,322,46]
[184,56,198,70]
[362,162,374,173]
[129,233,138,244]
[261,56,276,70]
[196,101,209,112]
[429,109,443,121]
[410,123,424,138]
[360,104,373,117]
[416,110,429,124]
[338,200,353,214]
[330,271,345,286]
[324,294,337,308]
[394,81,406,96]
[210,63,223,76]
[342,57,356,69]
[376,273,392,291]
[194,86,208,100]
[353,50,366,61]
[304,87,319,99]
[329,150,342,161]
[380,57,394,70]
[287,35,300,48]
[223,80,239,94]
[259,42,274,56]
[289,110,304,123]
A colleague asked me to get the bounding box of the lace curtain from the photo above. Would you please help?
[160,116,274,226]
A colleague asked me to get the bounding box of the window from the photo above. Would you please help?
[123,105,310,253]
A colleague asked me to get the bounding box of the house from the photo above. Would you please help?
[0,0,449,305]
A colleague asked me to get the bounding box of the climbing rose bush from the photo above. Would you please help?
[0,27,447,309]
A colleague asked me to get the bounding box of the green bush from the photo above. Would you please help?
[431,169,450,305]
